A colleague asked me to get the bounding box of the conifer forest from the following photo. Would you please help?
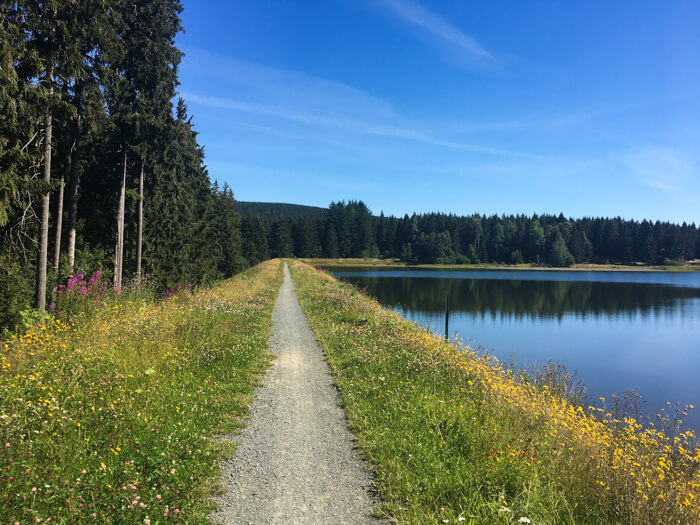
[1,1,699,334]
[242,201,700,268]
[1,0,244,331]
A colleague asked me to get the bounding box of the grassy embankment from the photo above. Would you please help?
[0,259,283,523]
[306,257,700,272]
[290,260,700,524]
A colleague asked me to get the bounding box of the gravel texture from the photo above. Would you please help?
[210,263,381,524]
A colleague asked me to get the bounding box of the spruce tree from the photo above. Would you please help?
[241,214,269,265]
[0,4,47,232]
[323,223,339,258]
[212,184,245,276]
[549,230,575,267]
[21,0,60,310]
[106,0,184,287]
[64,1,117,269]
[270,215,293,258]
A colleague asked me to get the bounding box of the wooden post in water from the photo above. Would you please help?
[444,289,450,342]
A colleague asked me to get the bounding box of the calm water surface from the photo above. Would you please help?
[329,267,700,430]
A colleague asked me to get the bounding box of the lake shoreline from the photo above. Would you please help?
[303,257,700,272]
[289,260,700,524]
[323,262,700,432]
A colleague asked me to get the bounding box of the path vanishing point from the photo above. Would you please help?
[211,262,381,524]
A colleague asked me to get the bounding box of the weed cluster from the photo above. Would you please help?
[52,270,110,317]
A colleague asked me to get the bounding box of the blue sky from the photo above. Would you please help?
[176,1,700,224]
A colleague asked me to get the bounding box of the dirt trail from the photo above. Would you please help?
[211,262,380,524]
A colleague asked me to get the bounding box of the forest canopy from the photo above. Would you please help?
[238,201,700,268]
[0,0,244,331]
[1,2,698,335]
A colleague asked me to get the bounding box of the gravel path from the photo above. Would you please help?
[211,262,381,524]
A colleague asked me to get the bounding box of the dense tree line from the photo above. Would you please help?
[0,1,245,331]
[239,201,700,268]
[3,3,698,335]
[237,201,326,220]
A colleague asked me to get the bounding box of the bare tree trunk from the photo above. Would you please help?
[136,156,144,281]
[53,176,64,269]
[35,66,54,311]
[114,147,127,291]
[66,92,81,269]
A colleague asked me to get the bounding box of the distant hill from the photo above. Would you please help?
[237,201,328,220]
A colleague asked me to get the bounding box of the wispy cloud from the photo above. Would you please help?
[645,180,675,192]
[179,48,533,158]
[204,161,382,192]
[212,120,388,155]
[383,0,494,60]
[179,48,399,121]
[619,147,694,192]
[182,91,526,157]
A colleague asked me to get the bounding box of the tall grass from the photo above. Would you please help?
[0,260,283,523]
[290,260,699,524]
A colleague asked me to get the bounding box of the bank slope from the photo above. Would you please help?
[290,260,699,525]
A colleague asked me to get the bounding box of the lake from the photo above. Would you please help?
[328,266,700,431]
